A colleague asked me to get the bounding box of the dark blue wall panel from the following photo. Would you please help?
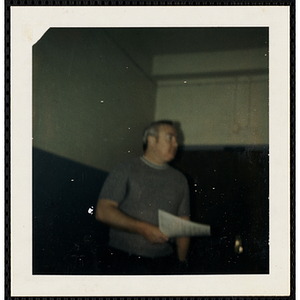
[171,146,269,274]
[33,147,109,274]
[33,146,269,274]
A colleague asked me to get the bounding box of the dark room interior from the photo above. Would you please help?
[32,27,269,275]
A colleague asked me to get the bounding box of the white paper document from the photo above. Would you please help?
[158,209,211,238]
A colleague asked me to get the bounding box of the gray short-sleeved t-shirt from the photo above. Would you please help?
[100,157,190,258]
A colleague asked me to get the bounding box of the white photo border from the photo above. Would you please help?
[10,4,292,297]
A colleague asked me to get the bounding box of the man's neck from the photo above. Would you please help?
[141,156,168,170]
[143,153,166,166]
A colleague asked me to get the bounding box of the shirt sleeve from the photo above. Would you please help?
[177,176,191,217]
[99,162,129,205]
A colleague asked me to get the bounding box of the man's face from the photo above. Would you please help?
[153,124,178,164]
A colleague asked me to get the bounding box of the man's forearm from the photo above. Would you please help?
[176,216,190,262]
[95,198,169,244]
[95,199,144,233]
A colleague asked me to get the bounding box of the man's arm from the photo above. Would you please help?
[176,216,191,262]
[95,198,169,244]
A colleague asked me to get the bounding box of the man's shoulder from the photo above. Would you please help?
[112,157,142,171]
[167,165,188,181]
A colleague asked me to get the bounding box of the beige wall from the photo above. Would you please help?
[33,29,156,172]
[33,29,268,173]
[154,49,268,146]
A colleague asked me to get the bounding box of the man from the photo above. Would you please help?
[95,120,190,274]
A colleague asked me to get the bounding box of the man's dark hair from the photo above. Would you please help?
[142,120,174,151]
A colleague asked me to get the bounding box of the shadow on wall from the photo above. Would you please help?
[33,146,269,275]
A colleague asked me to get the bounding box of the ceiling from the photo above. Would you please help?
[43,27,269,80]
[105,27,269,56]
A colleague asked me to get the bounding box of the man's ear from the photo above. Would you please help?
[147,135,156,147]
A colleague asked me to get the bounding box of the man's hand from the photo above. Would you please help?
[139,222,169,244]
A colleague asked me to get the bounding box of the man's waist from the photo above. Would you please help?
[109,229,174,258]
